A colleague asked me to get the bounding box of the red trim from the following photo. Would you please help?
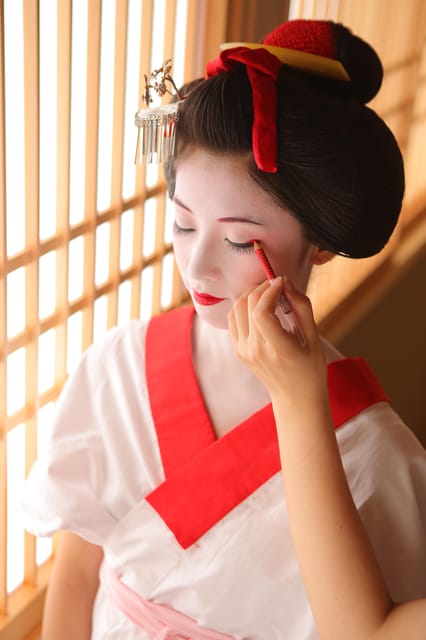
[145,306,388,549]
[145,306,215,477]
[147,403,278,549]
[327,357,388,426]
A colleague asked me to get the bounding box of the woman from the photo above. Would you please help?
[23,19,425,639]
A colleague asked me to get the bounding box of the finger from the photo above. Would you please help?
[254,280,300,348]
[282,278,321,348]
[246,280,272,335]
[256,277,285,315]
[227,307,238,347]
[231,288,253,341]
[233,281,270,339]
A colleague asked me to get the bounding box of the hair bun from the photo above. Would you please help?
[262,19,383,104]
[330,23,383,103]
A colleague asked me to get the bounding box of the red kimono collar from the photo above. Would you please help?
[145,306,388,548]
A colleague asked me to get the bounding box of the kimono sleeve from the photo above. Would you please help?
[340,403,426,603]
[22,334,119,546]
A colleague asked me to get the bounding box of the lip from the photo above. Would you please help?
[192,290,225,306]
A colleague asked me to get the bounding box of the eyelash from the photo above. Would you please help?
[173,221,192,237]
[173,222,255,255]
[224,239,255,254]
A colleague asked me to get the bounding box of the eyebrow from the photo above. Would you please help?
[217,216,262,225]
[173,195,190,211]
[173,196,262,226]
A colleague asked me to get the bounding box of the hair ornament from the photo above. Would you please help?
[207,47,283,172]
[219,42,349,81]
[207,20,351,173]
[135,59,183,165]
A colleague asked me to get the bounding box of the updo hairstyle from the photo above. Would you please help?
[167,20,404,259]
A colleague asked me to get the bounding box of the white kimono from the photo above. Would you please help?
[22,306,426,639]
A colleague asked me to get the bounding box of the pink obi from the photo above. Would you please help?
[100,561,236,640]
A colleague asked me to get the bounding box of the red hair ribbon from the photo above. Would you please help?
[206,47,282,173]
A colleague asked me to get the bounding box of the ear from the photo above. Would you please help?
[310,246,336,266]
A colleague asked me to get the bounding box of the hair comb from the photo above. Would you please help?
[135,59,183,165]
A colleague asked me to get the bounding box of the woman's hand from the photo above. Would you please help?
[228,277,328,407]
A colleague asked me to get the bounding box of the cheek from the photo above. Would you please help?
[273,244,313,287]
[172,237,188,273]
[230,258,265,296]
[246,259,266,282]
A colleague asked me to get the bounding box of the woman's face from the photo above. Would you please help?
[172,148,314,329]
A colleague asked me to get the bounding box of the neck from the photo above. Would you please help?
[191,312,272,436]
[192,313,238,363]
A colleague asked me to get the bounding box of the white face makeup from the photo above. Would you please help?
[172,148,313,329]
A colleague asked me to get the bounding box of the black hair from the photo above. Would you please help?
[166,22,404,259]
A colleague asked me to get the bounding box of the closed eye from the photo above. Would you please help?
[173,221,194,236]
[225,239,254,255]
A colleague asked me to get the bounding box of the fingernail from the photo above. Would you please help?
[270,276,282,286]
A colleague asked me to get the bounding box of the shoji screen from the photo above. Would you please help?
[0,1,225,638]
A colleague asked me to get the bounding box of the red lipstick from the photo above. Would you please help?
[193,291,225,306]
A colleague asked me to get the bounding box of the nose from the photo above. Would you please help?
[186,237,221,284]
